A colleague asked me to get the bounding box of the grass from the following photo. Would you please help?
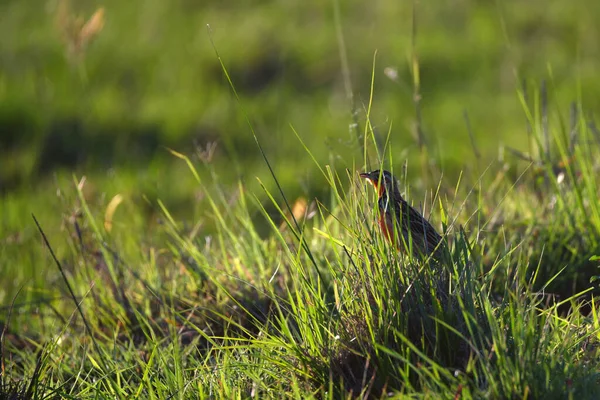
[2,0,600,190]
[2,84,600,397]
[3,1,600,398]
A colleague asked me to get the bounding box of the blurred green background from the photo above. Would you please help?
[2,0,600,249]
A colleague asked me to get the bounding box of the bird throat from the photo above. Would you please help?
[378,192,391,213]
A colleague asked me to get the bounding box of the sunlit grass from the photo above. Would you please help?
[2,88,600,397]
[3,2,600,397]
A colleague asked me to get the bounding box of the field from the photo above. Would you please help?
[2,0,600,398]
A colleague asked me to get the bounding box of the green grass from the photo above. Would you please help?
[2,83,600,397]
[3,1,600,398]
[2,0,600,189]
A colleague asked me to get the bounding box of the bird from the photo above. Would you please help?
[359,169,445,261]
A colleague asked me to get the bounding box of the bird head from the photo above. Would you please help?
[359,169,398,197]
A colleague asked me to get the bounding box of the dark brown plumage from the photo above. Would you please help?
[360,170,444,261]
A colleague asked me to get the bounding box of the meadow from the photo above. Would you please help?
[2,0,600,398]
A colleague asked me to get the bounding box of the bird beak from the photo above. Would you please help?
[360,171,385,195]
[359,172,373,185]
[359,171,379,189]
